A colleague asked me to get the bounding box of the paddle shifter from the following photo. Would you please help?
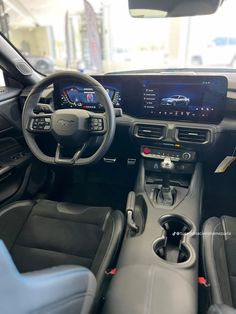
[156,157,176,206]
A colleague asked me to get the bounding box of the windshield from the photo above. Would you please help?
[1,0,236,75]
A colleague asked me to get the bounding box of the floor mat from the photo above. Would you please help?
[55,182,130,211]
[48,163,138,211]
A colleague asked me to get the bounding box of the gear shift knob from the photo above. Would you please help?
[160,157,175,172]
[160,157,175,190]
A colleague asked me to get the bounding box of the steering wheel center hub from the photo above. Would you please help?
[51,109,90,146]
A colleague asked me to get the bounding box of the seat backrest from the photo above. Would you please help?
[0,240,96,314]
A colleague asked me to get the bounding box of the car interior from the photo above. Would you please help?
[1,0,236,313]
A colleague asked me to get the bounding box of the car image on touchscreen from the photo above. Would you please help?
[161,95,190,107]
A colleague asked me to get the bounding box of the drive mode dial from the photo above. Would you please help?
[182,152,191,160]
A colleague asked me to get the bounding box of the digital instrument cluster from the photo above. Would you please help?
[55,81,122,112]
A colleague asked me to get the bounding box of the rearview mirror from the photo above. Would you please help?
[128,0,223,18]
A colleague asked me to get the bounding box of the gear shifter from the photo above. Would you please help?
[156,157,176,206]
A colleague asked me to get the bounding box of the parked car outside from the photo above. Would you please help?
[191,37,236,68]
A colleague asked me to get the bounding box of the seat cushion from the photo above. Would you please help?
[0,199,124,291]
[202,216,236,307]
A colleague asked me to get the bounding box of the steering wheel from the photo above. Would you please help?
[22,71,116,166]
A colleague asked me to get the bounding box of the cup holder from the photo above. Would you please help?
[153,216,192,264]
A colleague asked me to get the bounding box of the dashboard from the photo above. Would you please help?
[18,71,236,170]
[53,75,228,124]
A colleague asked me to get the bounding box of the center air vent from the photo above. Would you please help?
[135,124,165,140]
[176,127,210,144]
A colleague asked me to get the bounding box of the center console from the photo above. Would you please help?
[103,149,203,314]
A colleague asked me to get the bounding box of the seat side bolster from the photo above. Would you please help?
[24,266,96,314]
[0,200,35,250]
[222,215,236,239]
[208,304,236,314]
[91,210,124,288]
[202,217,233,306]
[0,240,96,314]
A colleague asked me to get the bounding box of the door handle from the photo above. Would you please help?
[0,166,12,176]
[0,166,12,182]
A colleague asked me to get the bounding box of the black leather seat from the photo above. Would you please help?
[203,216,236,309]
[0,199,124,292]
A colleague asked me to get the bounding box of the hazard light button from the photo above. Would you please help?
[143,147,151,155]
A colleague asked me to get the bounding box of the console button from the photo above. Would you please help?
[143,147,151,155]
[182,152,191,160]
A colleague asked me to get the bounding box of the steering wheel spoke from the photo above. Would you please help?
[89,113,107,135]
[28,114,52,133]
[55,143,87,165]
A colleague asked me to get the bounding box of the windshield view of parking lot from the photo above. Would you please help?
[0,0,236,74]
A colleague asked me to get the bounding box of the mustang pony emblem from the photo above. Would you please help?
[57,119,75,128]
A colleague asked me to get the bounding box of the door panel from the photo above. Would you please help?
[0,89,47,205]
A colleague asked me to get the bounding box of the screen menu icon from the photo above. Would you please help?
[143,87,159,113]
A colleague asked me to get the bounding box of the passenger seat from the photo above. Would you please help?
[203,216,236,312]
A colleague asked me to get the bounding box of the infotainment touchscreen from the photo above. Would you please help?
[141,76,227,122]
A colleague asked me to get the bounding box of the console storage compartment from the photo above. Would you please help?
[103,264,197,314]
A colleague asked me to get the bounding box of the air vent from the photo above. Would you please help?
[176,127,210,144]
[135,124,165,140]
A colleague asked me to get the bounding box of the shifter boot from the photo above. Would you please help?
[157,186,176,206]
